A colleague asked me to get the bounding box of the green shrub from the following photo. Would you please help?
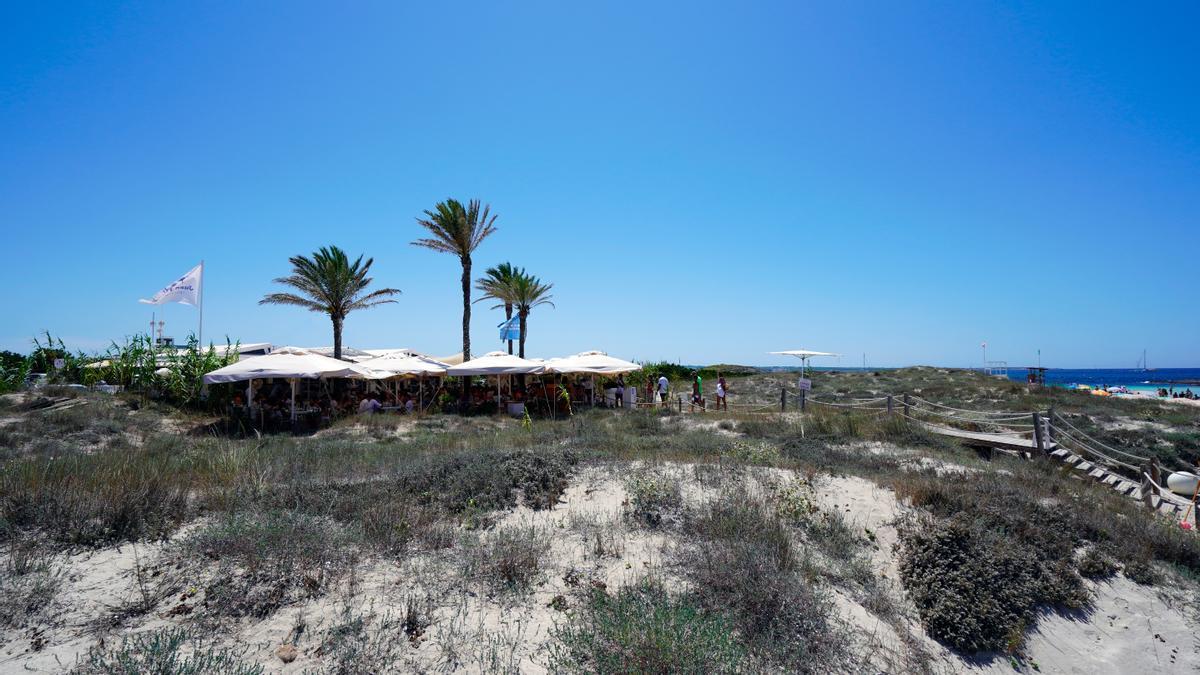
[464,524,551,592]
[1077,546,1119,580]
[547,580,745,674]
[71,627,263,675]
[311,606,406,674]
[184,510,360,618]
[682,497,851,671]
[0,547,61,628]
[1,448,192,546]
[897,514,1084,653]
[623,467,683,528]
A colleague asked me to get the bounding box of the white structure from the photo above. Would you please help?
[447,351,546,412]
[769,349,840,377]
[202,347,383,421]
[545,350,641,375]
[447,351,546,376]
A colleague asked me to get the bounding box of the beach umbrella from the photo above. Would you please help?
[357,352,450,411]
[448,351,545,409]
[546,351,642,375]
[447,351,545,376]
[202,348,382,421]
[547,351,642,407]
[769,349,840,377]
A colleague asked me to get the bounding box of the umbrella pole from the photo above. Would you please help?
[419,375,424,412]
[591,375,595,407]
[290,378,296,422]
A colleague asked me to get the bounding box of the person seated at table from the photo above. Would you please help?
[403,394,414,414]
[358,396,381,414]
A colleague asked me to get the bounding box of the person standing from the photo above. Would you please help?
[691,371,704,412]
[657,373,670,408]
[716,373,727,411]
[615,374,625,408]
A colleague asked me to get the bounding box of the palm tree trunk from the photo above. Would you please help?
[505,304,513,355]
[519,310,528,359]
[461,257,472,413]
[332,314,344,361]
[461,257,472,361]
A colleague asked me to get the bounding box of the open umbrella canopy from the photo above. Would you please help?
[769,350,839,358]
[301,346,378,363]
[202,348,379,383]
[356,352,449,377]
[447,351,545,376]
[547,351,641,375]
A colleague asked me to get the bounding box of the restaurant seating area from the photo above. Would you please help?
[202,347,643,432]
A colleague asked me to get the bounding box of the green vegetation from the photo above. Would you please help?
[412,198,498,363]
[258,245,401,361]
[71,627,263,675]
[2,368,1198,670]
[548,579,747,674]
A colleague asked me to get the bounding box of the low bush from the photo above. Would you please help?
[184,510,360,618]
[311,606,406,674]
[0,546,61,628]
[623,467,683,528]
[464,524,551,592]
[897,514,1073,653]
[398,447,576,513]
[1,447,192,546]
[70,627,262,675]
[725,439,781,464]
[681,495,852,672]
[547,579,746,674]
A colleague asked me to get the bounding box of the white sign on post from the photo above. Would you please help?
[797,377,812,391]
[53,358,65,371]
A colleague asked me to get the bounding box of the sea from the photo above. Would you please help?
[1004,368,1200,394]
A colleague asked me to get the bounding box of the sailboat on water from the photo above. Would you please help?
[1137,349,1157,372]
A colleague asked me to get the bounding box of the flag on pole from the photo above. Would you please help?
[498,316,520,341]
[139,263,203,306]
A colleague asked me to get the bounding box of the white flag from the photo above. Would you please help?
[139,263,202,306]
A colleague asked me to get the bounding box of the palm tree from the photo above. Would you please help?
[412,199,497,362]
[511,271,555,358]
[259,246,400,360]
[475,262,522,355]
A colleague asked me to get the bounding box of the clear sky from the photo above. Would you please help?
[1,2,1197,368]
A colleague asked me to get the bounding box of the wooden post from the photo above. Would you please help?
[1150,457,1161,487]
[902,393,911,417]
[780,388,787,412]
[1046,405,1055,444]
[678,395,682,414]
[1140,468,1155,509]
[886,395,894,416]
[800,389,806,412]
[1032,412,1045,457]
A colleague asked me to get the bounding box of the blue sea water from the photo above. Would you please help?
[1005,368,1200,394]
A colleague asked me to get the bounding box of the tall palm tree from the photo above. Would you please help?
[475,262,522,355]
[412,199,497,362]
[259,246,400,360]
[511,271,555,358]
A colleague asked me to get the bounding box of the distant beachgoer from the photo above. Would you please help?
[615,374,625,408]
[358,396,381,414]
[657,374,669,407]
[691,371,704,411]
[716,374,727,411]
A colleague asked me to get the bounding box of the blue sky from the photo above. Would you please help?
[1,2,1197,368]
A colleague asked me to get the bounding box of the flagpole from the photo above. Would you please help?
[198,260,204,349]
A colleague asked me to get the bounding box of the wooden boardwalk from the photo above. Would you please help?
[918,422,1050,453]
[921,421,1192,519]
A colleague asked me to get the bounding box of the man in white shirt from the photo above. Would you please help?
[657,375,669,408]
